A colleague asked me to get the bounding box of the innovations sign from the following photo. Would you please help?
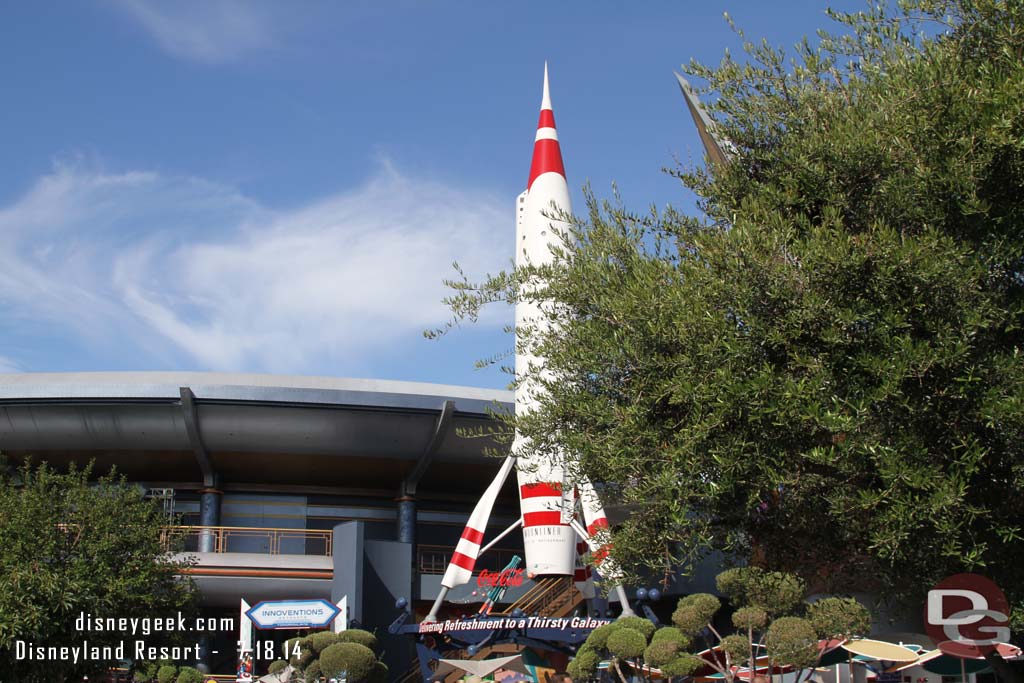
[246,599,341,630]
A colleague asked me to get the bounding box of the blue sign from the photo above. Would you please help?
[245,599,340,630]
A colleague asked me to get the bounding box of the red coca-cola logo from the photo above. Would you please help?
[477,568,524,588]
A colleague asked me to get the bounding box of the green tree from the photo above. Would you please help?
[0,461,197,682]
[435,0,1024,612]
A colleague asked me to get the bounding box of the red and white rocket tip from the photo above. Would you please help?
[514,63,577,578]
[527,63,567,192]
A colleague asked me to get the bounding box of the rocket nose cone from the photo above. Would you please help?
[528,63,566,190]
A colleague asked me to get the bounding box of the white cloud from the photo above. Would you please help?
[108,0,281,63]
[0,356,21,373]
[0,162,510,372]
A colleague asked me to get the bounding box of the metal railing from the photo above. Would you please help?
[162,525,333,556]
[417,545,522,575]
[162,528,522,574]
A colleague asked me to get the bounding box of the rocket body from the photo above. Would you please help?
[514,66,576,578]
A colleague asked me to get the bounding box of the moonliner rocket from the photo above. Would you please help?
[424,65,632,623]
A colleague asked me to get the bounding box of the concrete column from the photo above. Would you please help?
[397,496,417,604]
[397,496,416,545]
[198,488,222,553]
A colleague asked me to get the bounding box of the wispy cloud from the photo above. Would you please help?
[0,356,21,373]
[0,161,509,372]
[108,0,282,63]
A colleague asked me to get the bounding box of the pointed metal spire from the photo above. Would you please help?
[541,61,552,110]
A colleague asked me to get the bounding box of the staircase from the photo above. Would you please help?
[495,575,584,618]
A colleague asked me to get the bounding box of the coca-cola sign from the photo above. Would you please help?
[477,568,525,588]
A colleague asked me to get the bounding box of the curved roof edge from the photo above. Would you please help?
[0,371,513,415]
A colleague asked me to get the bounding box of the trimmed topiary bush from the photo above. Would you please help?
[335,629,378,653]
[307,631,343,653]
[766,617,818,668]
[651,626,689,648]
[134,661,158,683]
[617,616,656,640]
[175,666,204,683]
[583,622,619,650]
[672,594,721,635]
[721,634,750,664]
[567,648,599,680]
[318,642,377,682]
[661,654,704,677]
[304,660,321,683]
[732,606,768,631]
[644,640,680,668]
[157,665,178,683]
[606,627,646,659]
[268,660,288,675]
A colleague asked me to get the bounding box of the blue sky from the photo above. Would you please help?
[0,0,858,388]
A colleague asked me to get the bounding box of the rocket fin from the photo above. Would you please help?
[440,455,516,589]
[674,72,735,168]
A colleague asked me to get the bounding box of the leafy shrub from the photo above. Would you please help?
[766,617,818,668]
[157,665,178,683]
[268,660,288,675]
[318,642,376,682]
[732,607,768,630]
[175,667,204,683]
[808,597,870,639]
[336,629,378,653]
[307,631,342,653]
[567,648,599,680]
[617,616,656,640]
[583,623,619,650]
[660,654,704,677]
[672,594,721,634]
[644,640,680,667]
[651,626,689,648]
[606,627,646,659]
[721,634,750,664]
[133,660,158,683]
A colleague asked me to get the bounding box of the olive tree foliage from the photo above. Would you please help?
[431,0,1024,609]
[569,569,870,682]
[0,460,198,683]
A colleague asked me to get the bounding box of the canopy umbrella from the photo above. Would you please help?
[886,643,1022,681]
[257,665,294,683]
[842,640,919,664]
[432,655,530,680]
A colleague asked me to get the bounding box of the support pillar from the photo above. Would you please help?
[397,495,416,546]
[198,488,222,553]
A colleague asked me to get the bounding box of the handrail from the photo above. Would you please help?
[417,544,524,575]
[161,525,333,556]
[495,576,582,617]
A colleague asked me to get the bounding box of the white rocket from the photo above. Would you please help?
[513,62,577,579]
[424,65,631,622]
